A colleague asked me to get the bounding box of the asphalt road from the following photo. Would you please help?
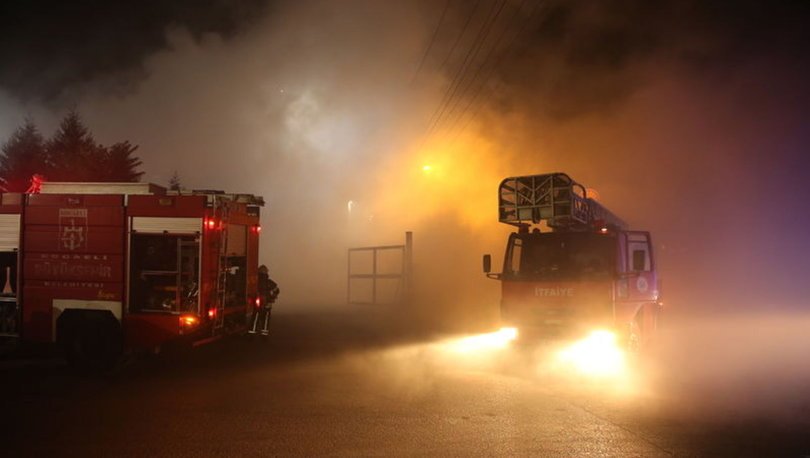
[1,307,809,457]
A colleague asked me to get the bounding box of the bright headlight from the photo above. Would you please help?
[555,329,626,377]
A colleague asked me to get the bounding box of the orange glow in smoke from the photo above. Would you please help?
[373,133,511,231]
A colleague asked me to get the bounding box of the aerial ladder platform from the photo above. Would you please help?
[497,173,627,231]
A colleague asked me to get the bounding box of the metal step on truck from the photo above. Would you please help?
[482,173,662,352]
[0,181,264,369]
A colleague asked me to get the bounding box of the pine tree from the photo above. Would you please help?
[45,111,102,181]
[168,170,182,191]
[0,119,47,192]
[44,111,144,182]
[1,112,146,186]
[103,141,144,182]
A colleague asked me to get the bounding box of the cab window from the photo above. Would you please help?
[627,234,651,272]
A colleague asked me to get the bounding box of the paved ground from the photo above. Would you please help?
[1,307,809,457]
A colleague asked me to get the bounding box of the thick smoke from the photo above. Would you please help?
[0,1,808,321]
[1,0,810,433]
[0,0,268,103]
[487,0,810,119]
[452,0,810,313]
[647,312,810,422]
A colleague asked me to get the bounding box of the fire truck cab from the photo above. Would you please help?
[0,182,264,368]
[483,173,662,350]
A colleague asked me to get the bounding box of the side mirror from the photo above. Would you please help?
[482,254,492,273]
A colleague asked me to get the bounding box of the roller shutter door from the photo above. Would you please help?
[0,214,21,251]
[131,217,202,234]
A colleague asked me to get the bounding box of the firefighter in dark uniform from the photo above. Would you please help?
[250,265,279,336]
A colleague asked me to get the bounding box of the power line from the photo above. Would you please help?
[424,0,507,142]
[439,0,483,72]
[415,0,484,151]
[451,0,546,143]
[432,0,508,133]
[411,0,452,84]
[441,0,530,136]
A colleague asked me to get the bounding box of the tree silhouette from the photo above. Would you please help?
[0,119,47,192]
[168,170,182,191]
[103,141,144,182]
[0,112,145,188]
[45,111,104,181]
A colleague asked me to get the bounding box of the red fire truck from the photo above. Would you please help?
[0,182,264,368]
[482,173,662,350]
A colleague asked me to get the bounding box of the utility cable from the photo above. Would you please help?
[451,0,546,142]
[442,0,530,136]
[439,0,483,72]
[424,0,507,141]
[411,0,452,84]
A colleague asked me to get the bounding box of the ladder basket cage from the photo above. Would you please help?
[498,173,626,230]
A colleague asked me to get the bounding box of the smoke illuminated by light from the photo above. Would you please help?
[372,134,511,234]
[444,327,518,354]
[555,330,626,377]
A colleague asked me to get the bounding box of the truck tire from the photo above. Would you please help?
[63,312,123,371]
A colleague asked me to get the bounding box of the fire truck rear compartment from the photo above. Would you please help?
[129,234,200,314]
[2,183,263,367]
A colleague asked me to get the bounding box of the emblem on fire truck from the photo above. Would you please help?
[59,208,88,251]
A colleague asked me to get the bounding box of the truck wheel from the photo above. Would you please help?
[64,313,123,371]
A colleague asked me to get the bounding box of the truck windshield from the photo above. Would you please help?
[507,232,615,280]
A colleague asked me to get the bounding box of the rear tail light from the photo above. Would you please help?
[179,314,200,334]
[254,297,262,308]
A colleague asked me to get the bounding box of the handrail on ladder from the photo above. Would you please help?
[213,197,228,330]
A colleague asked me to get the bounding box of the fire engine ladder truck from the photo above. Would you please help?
[213,198,228,331]
[498,173,627,230]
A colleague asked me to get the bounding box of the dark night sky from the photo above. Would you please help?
[0,0,269,102]
[1,0,807,107]
[0,0,808,311]
[493,0,810,118]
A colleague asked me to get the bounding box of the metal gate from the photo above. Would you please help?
[347,232,413,305]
